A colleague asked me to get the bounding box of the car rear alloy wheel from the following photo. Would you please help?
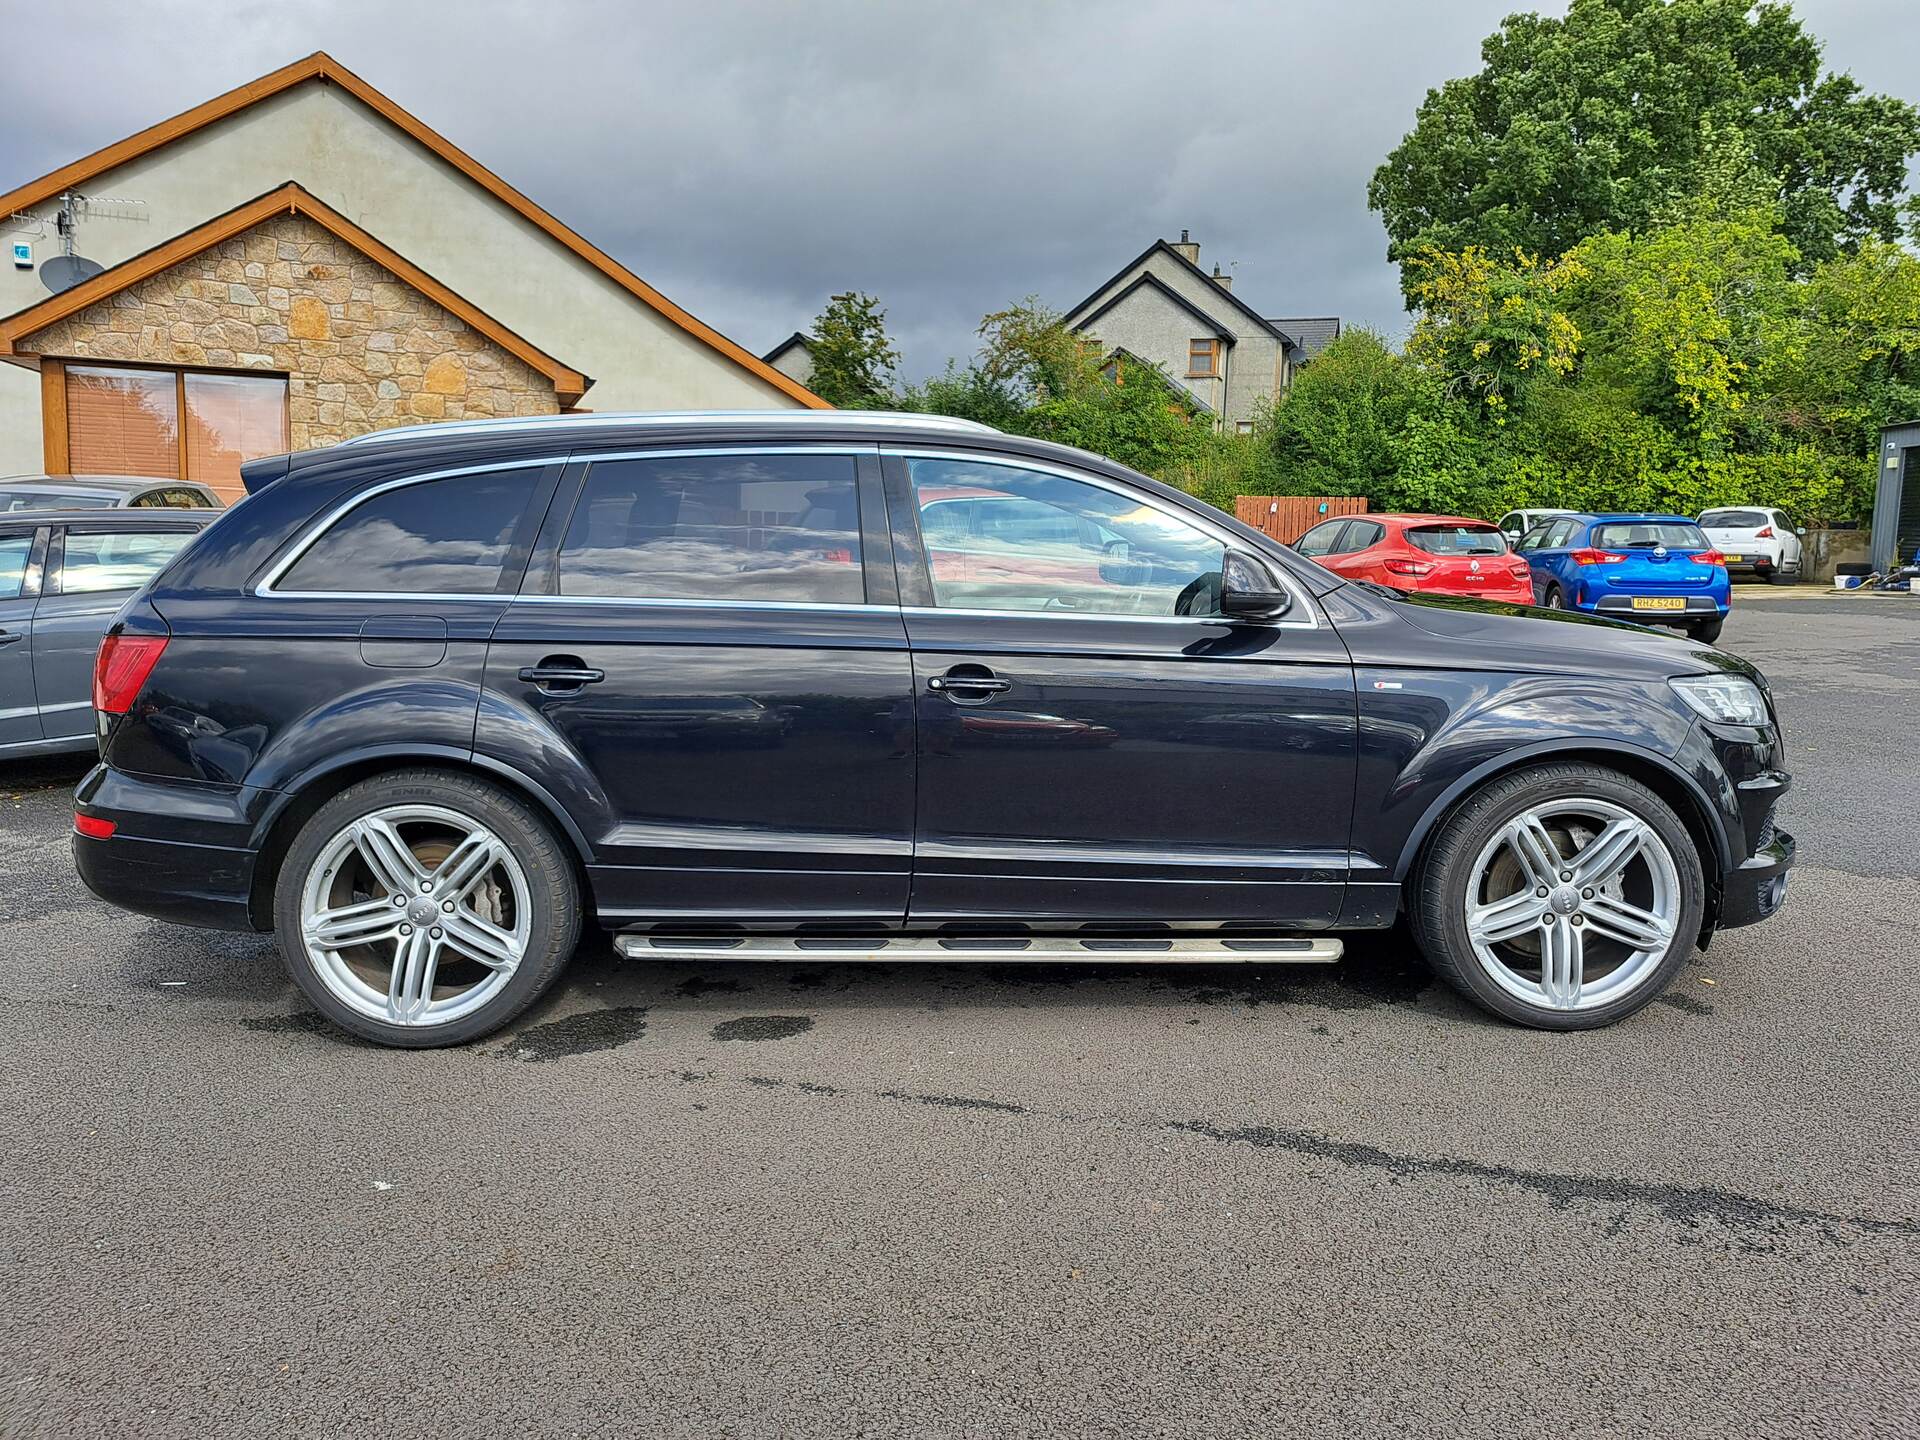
[1413,763,1705,1029]
[274,770,580,1046]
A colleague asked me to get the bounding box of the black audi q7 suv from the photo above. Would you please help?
[73,411,1793,1046]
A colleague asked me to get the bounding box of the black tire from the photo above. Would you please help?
[272,768,581,1047]
[1543,583,1566,610]
[1410,762,1706,1031]
[1688,616,1724,644]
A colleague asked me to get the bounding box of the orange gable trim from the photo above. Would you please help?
[0,52,828,408]
[0,182,591,405]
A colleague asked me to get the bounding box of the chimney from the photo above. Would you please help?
[1210,263,1232,292]
[1169,228,1200,265]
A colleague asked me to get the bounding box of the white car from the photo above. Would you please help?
[1696,507,1804,583]
[1495,508,1576,547]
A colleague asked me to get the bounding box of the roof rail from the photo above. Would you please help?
[333,409,1000,450]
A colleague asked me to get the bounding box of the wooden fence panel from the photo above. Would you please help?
[1233,495,1369,546]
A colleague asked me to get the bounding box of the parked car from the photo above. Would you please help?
[1293,513,1533,603]
[0,474,224,512]
[1696,507,1805,583]
[0,508,217,758]
[73,412,1793,1045]
[1515,513,1732,643]
[1496,507,1576,547]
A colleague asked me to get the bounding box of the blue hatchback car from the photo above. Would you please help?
[1515,513,1731,643]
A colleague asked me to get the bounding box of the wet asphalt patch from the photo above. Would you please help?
[710,1014,814,1042]
[505,1005,650,1062]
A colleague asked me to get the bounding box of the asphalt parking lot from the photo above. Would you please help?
[2,590,1915,1439]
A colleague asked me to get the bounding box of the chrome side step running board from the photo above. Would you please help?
[613,934,1344,965]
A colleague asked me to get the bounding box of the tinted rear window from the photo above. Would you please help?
[1409,524,1507,555]
[279,468,540,594]
[1700,510,1767,527]
[1591,522,1710,551]
[0,534,31,599]
[557,453,862,603]
[0,490,114,512]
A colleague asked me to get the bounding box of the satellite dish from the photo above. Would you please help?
[40,254,105,294]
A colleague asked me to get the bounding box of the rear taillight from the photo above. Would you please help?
[1383,558,1434,577]
[1569,548,1626,566]
[1509,561,1532,580]
[1754,526,1773,539]
[93,634,168,715]
[74,813,116,840]
[1689,550,1727,566]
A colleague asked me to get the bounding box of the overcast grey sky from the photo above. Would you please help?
[5,0,1918,380]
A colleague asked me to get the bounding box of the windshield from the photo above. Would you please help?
[0,490,115,512]
[1591,522,1710,551]
[1408,524,1507,556]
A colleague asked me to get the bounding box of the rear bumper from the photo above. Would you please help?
[1717,831,1795,929]
[1587,594,1727,623]
[73,763,265,932]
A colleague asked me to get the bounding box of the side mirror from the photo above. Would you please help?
[1220,550,1292,621]
[1503,529,1521,546]
[1795,526,1807,536]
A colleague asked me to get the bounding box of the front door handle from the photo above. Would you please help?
[928,666,1012,703]
[0,630,22,647]
[518,659,605,693]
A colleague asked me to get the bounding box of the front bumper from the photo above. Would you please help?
[1717,830,1795,929]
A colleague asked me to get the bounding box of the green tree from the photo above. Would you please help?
[1367,0,1920,289]
[806,292,901,408]
[1403,245,1584,421]
[1267,329,1431,495]
[975,296,1099,404]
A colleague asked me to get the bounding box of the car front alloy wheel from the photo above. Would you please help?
[1413,763,1705,1029]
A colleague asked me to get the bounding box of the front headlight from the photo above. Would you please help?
[1669,674,1769,726]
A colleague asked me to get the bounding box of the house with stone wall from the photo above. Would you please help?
[0,53,821,499]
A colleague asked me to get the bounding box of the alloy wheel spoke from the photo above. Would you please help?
[1540,916,1584,1009]
[1581,892,1672,953]
[307,896,401,950]
[440,908,523,972]
[430,831,499,901]
[1569,817,1649,889]
[1504,814,1565,889]
[352,817,427,896]
[386,927,440,1022]
[1467,889,1550,946]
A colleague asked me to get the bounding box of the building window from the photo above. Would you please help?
[1187,339,1218,377]
[60,363,287,502]
[1235,421,1255,435]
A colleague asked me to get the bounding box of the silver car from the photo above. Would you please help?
[0,474,223,514]
[0,509,217,758]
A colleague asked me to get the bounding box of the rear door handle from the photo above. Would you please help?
[928,668,1012,702]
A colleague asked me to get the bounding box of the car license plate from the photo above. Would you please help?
[1722,553,1743,563]
[1631,597,1686,611]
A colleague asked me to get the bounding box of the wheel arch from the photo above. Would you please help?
[245,746,596,930]
[1391,739,1732,892]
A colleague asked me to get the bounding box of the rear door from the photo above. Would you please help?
[0,525,44,750]
[33,521,200,742]
[1519,517,1581,601]
[479,445,915,928]
[1319,518,1385,580]
[887,450,1356,928]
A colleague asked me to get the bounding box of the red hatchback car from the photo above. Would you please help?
[1292,513,1534,603]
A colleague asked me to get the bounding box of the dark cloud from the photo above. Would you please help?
[4,1,1916,379]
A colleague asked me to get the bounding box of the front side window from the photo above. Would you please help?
[1187,339,1218,377]
[0,534,32,599]
[556,453,863,604]
[1293,520,1348,558]
[134,487,214,509]
[59,529,193,595]
[908,457,1225,617]
[278,468,540,594]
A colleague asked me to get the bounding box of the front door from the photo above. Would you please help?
[887,453,1357,928]
[480,446,916,929]
[0,525,43,750]
[33,522,202,743]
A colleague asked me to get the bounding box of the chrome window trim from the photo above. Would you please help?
[258,446,880,604]
[333,409,999,451]
[884,447,1319,629]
